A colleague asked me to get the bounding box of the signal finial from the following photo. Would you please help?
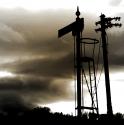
[76,6,80,17]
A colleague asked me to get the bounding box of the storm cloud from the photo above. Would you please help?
[0,76,72,104]
[0,8,123,108]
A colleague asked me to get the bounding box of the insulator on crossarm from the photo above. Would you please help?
[105,17,113,22]
[114,17,121,21]
[112,23,122,27]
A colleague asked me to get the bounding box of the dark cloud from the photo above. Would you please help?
[0,9,77,106]
[0,9,97,59]
[1,53,74,78]
[0,8,123,107]
[0,76,72,105]
[106,31,124,66]
[0,9,75,60]
[0,53,74,104]
[0,93,33,112]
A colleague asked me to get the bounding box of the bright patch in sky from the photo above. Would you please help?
[40,101,75,115]
[0,0,123,15]
[0,71,15,78]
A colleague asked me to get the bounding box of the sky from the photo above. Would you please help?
[0,0,123,115]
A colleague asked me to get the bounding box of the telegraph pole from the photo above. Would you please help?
[95,14,121,115]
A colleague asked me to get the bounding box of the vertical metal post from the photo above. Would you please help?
[58,7,84,117]
[75,8,82,118]
[100,14,113,115]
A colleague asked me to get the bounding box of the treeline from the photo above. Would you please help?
[0,106,123,121]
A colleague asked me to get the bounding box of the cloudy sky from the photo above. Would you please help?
[0,0,123,115]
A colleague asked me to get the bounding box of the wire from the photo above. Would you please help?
[80,35,84,112]
[96,36,104,87]
[96,37,102,77]
[81,66,84,113]
[73,36,77,116]
[104,30,109,46]
[92,40,95,59]
[104,32,109,57]
[96,33,108,86]
[97,65,104,88]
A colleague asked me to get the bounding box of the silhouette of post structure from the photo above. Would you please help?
[58,7,84,118]
[95,14,122,115]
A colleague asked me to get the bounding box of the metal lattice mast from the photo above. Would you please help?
[80,38,99,115]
